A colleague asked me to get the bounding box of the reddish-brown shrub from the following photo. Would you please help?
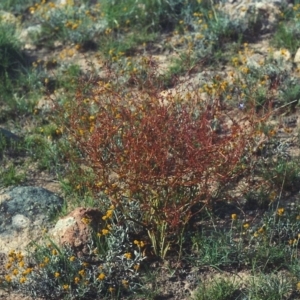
[61,69,261,256]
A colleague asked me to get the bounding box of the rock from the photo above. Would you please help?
[18,25,42,49]
[0,186,63,253]
[219,0,281,34]
[294,48,300,66]
[50,207,103,255]
[159,72,209,105]
[273,49,291,61]
[0,127,21,142]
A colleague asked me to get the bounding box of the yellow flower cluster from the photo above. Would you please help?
[102,206,114,220]
[3,250,33,284]
[97,227,110,237]
[65,20,81,30]
[124,252,132,259]
[133,240,145,248]
[253,226,266,237]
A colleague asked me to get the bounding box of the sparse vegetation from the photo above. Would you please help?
[1,0,300,299]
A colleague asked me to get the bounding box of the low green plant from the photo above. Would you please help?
[0,29,44,116]
[189,204,300,273]
[30,1,104,46]
[271,1,300,54]
[247,273,293,300]
[101,0,201,33]
[191,229,245,269]
[0,23,26,76]
[0,164,26,187]
[0,0,37,13]
[260,158,300,194]
[24,133,67,172]
[99,29,158,61]
[0,129,21,157]
[192,277,240,300]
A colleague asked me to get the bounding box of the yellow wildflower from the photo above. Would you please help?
[81,217,91,225]
[231,214,237,220]
[19,261,25,268]
[122,279,129,288]
[20,277,26,284]
[74,277,80,284]
[277,208,284,216]
[124,252,132,259]
[22,268,33,276]
[16,252,23,261]
[98,273,105,280]
[101,229,109,235]
[12,269,19,276]
[106,209,114,218]
[243,223,250,230]
[258,227,265,234]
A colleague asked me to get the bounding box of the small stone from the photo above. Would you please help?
[12,214,30,230]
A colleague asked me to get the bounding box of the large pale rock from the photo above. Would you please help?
[50,207,103,254]
[0,186,63,253]
[294,48,300,66]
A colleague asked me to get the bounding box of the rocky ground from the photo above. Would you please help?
[1,0,300,299]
